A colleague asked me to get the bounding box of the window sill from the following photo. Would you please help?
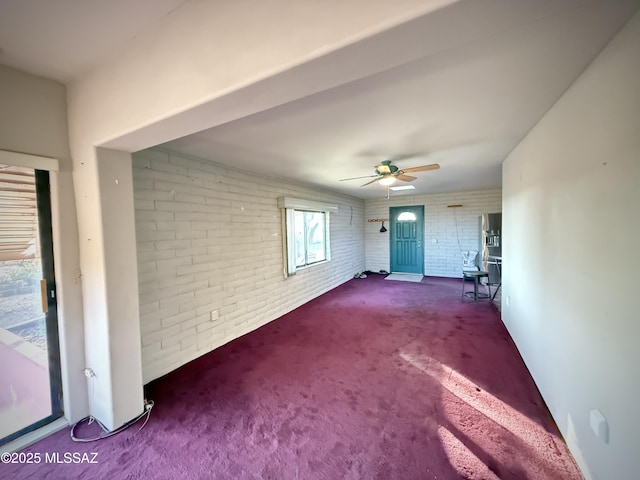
[294,259,330,272]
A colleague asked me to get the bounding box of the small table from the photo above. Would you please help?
[462,270,490,302]
[487,256,502,301]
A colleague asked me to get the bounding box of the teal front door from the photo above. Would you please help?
[390,206,424,274]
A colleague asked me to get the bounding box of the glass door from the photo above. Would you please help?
[0,164,62,445]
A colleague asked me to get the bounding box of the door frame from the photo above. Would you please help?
[389,205,425,274]
[0,169,63,445]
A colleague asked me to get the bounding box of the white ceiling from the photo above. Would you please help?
[0,0,187,82]
[1,1,638,199]
[160,0,639,199]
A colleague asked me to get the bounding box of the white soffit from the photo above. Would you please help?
[0,0,187,82]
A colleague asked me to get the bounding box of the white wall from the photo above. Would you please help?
[365,189,501,276]
[0,66,67,159]
[64,0,456,430]
[132,149,365,382]
[502,11,640,480]
[0,66,87,424]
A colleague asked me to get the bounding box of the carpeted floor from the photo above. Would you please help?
[0,275,582,480]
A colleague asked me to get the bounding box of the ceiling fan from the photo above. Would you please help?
[339,160,440,187]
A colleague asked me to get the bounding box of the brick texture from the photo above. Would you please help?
[365,190,501,277]
[133,149,365,382]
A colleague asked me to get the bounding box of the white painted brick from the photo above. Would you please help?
[155,256,192,272]
[136,251,157,269]
[175,263,211,276]
[134,199,155,211]
[136,249,176,263]
[133,148,366,383]
[174,211,208,221]
[180,313,212,332]
[194,285,224,299]
[176,229,206,240]
[180,280,210,295]
[135,189,176,202]
[154,239,192,251]
[159,291,195,310]
[139,301,159,316]
[160,310,196,329]
[155,221,191,231]
[142,341,161,356]
[156,274,194,288]
[134,209,174,222]
[144,342,181,365]
[364,189,501,278]
[137,271,160,285]
[142,324,181,347]
[161,326,197,349]
[136,230,175,242]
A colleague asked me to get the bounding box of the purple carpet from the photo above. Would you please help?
[1,275,581,479]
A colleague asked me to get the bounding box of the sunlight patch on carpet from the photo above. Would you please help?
[398,350,576,476]
[384,273,423,283]
[438,426,501,480]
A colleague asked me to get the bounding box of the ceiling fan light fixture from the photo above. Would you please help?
[378,175,396,186]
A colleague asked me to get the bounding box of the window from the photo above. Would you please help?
[278,197,337,277]
[0,164,40,261]
[397,211,417,221]
[294,210,326,267]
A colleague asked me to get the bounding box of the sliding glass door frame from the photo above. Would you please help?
[0,169,63,445]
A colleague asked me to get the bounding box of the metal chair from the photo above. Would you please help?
[462,270,490,302]
[461,250,490,302]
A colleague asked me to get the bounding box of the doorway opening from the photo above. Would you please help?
[0,164,63,445]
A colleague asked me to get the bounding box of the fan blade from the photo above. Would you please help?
[396,174,416,182]
[339,174,378,181]
[401,163,440,173]
[361,178,380,187]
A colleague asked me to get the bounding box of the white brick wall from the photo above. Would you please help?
[132,148,365,382]
[365,189,501,277]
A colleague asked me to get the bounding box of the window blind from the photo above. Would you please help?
[0,164,39,261]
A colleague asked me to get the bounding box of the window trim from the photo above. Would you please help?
[0,150,59,172]
[278,197,337,277]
